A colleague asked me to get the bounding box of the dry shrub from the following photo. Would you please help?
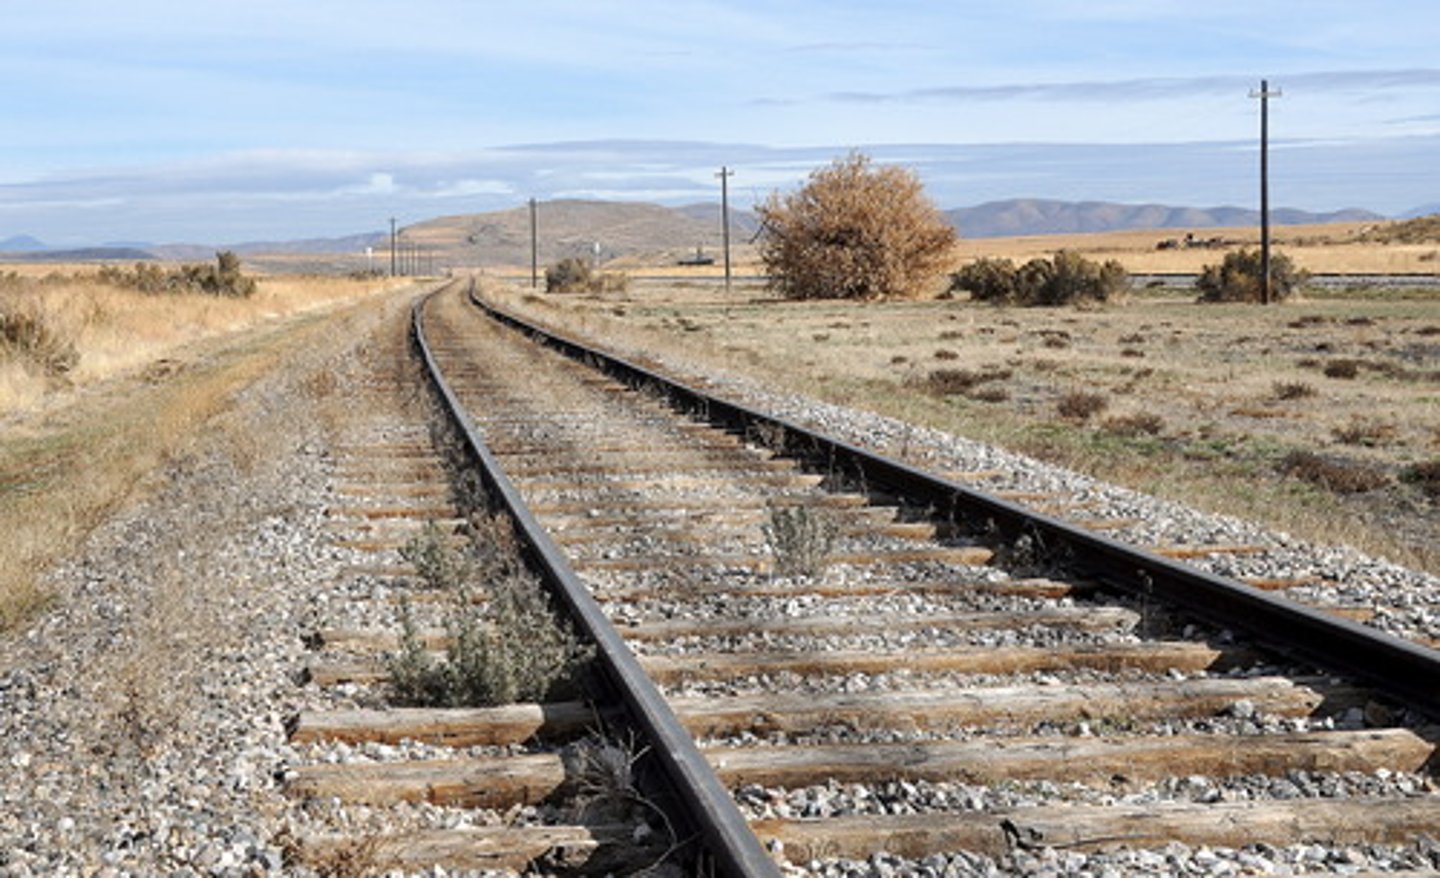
[1056,390,1108,421]
[970,385,1010,403]
[1279,450,1389,494]
[757,151,956,300]
[1332,417,1398,447]
[918,366,1012,396]
[1103,412,1165,437]
[1401,460,1440,497]
[97,251,257,298]
[934,348,959,361]
[278,832,380,878]
[1272,381,1317,400]
[545,257,628,294]
[0,299,78,376]
[765,504,838,579]
[1323,359,1362,379]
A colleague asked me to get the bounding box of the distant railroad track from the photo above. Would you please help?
[285,279,1440,875]
[1131,272,1440,288]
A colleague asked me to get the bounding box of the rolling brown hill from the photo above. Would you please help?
[401,199,749,269]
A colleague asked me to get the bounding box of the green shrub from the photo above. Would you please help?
[1195,249,1307,303]
[948,258,1019,303]
[949,251,1128,306]
[399,521,473,591]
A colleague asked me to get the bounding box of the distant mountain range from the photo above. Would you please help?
[943,199,1382,238]
[0,198,1422,264]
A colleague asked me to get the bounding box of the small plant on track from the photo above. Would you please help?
[399,520,473,591]
[765,503,838,579]
[388,575,593,707]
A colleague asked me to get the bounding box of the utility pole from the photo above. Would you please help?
[1251,79,1282,304]
[716,166,734,294]
[389,217,397,277]
[529,198,539,289]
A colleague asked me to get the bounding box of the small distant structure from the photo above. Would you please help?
[678,245,715,266]
[1156,232,1227,251]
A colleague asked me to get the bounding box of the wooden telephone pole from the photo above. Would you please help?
[1251,79,1282,304]
[717,166,734,294]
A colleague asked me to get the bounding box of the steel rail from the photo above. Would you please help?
[467,285,1440,718]
[410,285,782,878]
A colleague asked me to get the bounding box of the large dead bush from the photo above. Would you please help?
[756,152,956,300]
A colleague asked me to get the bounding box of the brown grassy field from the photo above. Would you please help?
[587,219,1440,280]
[0,267,411,630]
[482,230,1440,575]
[0,266,399,413]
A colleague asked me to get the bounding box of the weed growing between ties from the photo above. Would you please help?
[398,521,474,591]
[765,503,838,580]
[387,574,593,707]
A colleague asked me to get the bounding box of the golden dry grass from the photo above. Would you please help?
[950,221,1440,275]
[511,219,1440,281]
[0,268,398,413]
[0,270,410,631]
[480,255,1440,575]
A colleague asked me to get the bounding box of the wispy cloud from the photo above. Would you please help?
[798,68,1440,106]
[5,135,1436,245]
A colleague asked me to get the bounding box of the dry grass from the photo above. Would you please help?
[948,221,1440,275]
[0,268,396,414]
[0,272,406,632]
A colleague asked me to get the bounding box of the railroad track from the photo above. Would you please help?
[285,280,1440,875]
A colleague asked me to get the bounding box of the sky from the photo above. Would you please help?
[2,1,1438,245]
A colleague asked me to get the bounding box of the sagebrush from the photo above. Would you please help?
[387,576,592,707]
[545,257,628,294]
[97,251,257,298]
[949,251,1128,307]
[0,300,78,375]
[1195,248,1307,303]
[765,504,838,579]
